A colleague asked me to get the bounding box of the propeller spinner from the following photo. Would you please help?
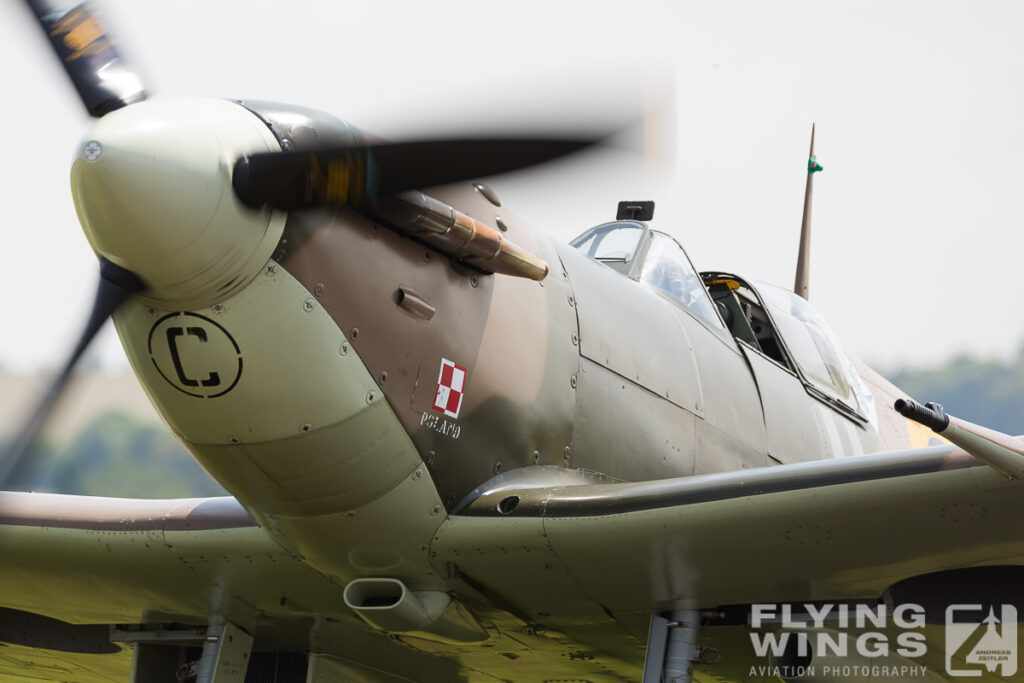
[71,96,287,309]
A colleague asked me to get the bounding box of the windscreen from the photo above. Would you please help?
[639,233,723,329]
[571,222,644,262]
[755,281,876,424]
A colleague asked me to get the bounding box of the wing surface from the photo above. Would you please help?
[0,493,508,683]
[436,444,1022,615]
[0,492,353,682]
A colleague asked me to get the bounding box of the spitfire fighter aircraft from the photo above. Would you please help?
[2,2,1023,682]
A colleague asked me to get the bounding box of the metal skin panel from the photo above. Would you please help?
[679,314,769,472]
[572,357,697,479]
[113,262,380,449]
[264,465,450,591]
[812,398,877,460]
[430,514,608,624]
[694,418,768,475]
[557,242,704,417]
[274,191,579,510]
[428,515,645,678]
[186,406,421,516]
[741,342,826,463]
[558,242,768,476]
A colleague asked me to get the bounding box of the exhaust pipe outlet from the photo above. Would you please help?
[344,578,443,631]
[343,578,487,643]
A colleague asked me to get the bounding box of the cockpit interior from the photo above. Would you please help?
[702,273,791,370]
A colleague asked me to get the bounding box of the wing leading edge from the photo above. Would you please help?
[435,444,1021,612]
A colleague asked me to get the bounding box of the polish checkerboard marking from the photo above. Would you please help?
[433,358,467,419]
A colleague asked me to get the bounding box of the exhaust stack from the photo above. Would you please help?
[343,578,487,644]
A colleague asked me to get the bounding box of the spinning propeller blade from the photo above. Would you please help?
[233,137,603,211]
[0,260,142,486]
[23,0,146,117]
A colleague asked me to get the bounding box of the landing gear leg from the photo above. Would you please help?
[642,609,701,683]
[122,620,252,683]
[194,621,253,683]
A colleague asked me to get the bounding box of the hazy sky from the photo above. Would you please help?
[2,0,1023,373]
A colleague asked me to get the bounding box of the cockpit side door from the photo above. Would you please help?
[703,273,881,463]
[703,273,833,463]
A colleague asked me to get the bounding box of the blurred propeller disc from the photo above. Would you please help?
[233,137,604,211]
[0,259,142,487]
[24,0,146,117]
